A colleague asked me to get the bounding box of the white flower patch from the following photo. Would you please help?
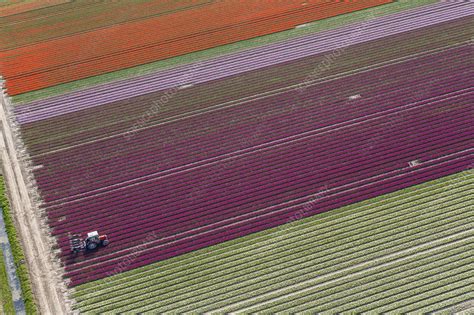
[295,24,308,29]
[178,83,194,90]
[409,160,421,167]
[348,94,361,100]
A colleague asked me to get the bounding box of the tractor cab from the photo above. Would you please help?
[70,231,109,253]
[85,231,109,250]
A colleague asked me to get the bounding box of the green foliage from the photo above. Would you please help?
[0,177,38,314]
[0,247,15,315]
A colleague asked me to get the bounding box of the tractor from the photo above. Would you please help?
[70,231,109,253]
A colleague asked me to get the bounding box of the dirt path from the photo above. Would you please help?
[0,89,71,314]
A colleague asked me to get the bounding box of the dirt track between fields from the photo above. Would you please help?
[0,89,70,314]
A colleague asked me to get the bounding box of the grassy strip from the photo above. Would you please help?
[75,172,472,313]
[0,247,14,314]
[75,174,469,306]
[12,0,438,104]
[0,177,37,314]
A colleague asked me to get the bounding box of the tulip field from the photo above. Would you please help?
[73,171,474,313]
[0,0,472,313]
[21,3,474,286]
[0,0,392,95]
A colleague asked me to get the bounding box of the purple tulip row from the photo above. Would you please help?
[52,94,471,280]
[32,45,472,203]
[64,155,471,286]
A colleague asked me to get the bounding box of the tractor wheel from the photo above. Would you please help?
[102,240,109,246]
[86,242,98,250]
